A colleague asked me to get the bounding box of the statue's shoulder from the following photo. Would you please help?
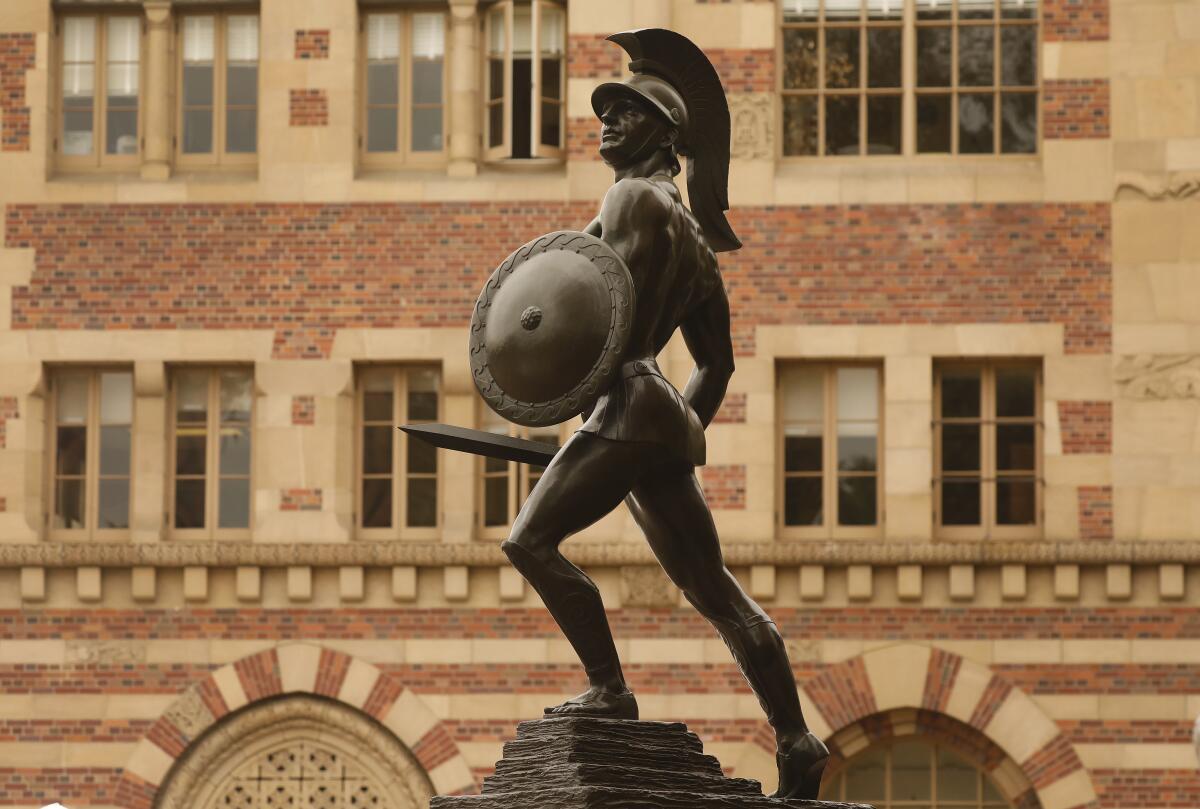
[602,177,675,223]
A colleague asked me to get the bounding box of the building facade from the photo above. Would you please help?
[0,0,1196,807]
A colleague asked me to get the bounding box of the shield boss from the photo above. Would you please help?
[470,231,635,427]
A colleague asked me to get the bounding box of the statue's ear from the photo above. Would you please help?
[659,127,679,149]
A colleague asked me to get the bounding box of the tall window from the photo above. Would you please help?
[485,0,565,161]
[58,14,141,167]
[363,10,447,162]
[779,364,881,536]
[358,367,440,536]
[48,369,133,538]
[934,362,1040,538]
[781,0,1039,156]
[170,368,253,537]
[477,407,565,537]
[179,12,259,165]
[821,738,1012,807]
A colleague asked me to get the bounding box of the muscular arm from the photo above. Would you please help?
[594,179,670,282]
[680,285,735,428]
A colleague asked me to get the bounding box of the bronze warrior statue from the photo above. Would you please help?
[410,28,830,801]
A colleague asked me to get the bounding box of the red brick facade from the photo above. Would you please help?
[291,394,316,425]
[0,33,35,152]
[700,464,747,509]
[1043,0,1111,41]
[1059,401,1113,454]
[567,34,623,79]
[1078,484,1114,541]
[1044,80,1111,140]
[0,396,15,450]
[280,488,322,511]
[713,392,747,424]
[294,29,331,60]
[709,49,775,94]
[289,89,329,127]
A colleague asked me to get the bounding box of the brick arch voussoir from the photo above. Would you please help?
[114,642,477,808]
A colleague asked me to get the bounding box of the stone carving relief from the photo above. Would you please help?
[156,695,434,809]
[1115,355,1200,399]
[728,94,772,160]
[163,687,216,740]
[620,565,677,608]
[1115,171,1200,201]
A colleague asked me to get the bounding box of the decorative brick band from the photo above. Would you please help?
[921,646,962,713]
[968,675,1014,729]
[1078,485,1113,541]
[289,88,329,127]
[1023,735,1086,790]
[568,116,599,160]
[1058,401,1112,454]
[713,393,746,424]
[1043,79,1110,139]
[802,656,877,731]
[0,33,36,152]
[295,29,330,60]
[1043,0,1110,42]
[292,394,316,425]
[708,49,774,94]
[0,395,18,449]
[567,34,622,79]
[700,464,746,510]
[281,488,322,512]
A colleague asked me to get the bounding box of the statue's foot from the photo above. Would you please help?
[544,686,639,720]
[769,731,829,801]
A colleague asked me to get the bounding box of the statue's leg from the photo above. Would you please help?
[502,431,647,719]
[626,468,830,799]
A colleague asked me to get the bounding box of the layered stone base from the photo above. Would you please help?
[430,716,872,809]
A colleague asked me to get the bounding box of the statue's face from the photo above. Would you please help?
[598,97,672,167]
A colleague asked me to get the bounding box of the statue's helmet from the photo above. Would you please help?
[591,73,689,140]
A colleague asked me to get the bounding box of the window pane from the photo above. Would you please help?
[837,367,878,421]
[959,27,995,86]
[916,94,951,152]
[183,16,215,62]
[226,64,257,107]
[183,64,214,106]
[63,17,96,62]
[539,101,560,149]
[485,454,507,473]
[227,15,259,62]
[942,424,981,471]
[106,109,138,155]
[408,369,439,420]
[1002,0,1038,19]
[183,109,214,153]
[57,373,89,424]
[825,29,859,89]
[218,477,250,528]
[838,476,876,525]
[892,741,932,801]
[407,478,437,527]
[826,95,859,155]
[220,369,252,422]
[942,480,981,525]
[916,0,952,20]
[996,367,1037,417]
[56,426,87,476]
[997,424,1035,470]
[99,425,131,476]
[488,9,505,54]
[107,17,139,62]
[363,389,393,423]
[367,108,398,152]
[98,478,130,529]
[867,0,902,20]
[867,28,901,88]
[541,57,562,101]
[488,99,504,148]
[982,775,1005,802]
[1001,92,1037,153]
[413,58,442,106]
[838,424,877,472]
[866,95,901,154]
[785,431,822,472]
[362,425,393,474]
[175,431,206,475]
[997,478,1036,524]
[540,6,565,54]
[412,106,443,152]
[784,477,822,526]
[782,96,818,156]
[1001,26,1036,86]
[513,5,532,55]
[407,436,436,474]
[219,425,251,475]
[917,27,951,85]
[941,370,981,417]
[175,478,205,528]
[413,13,445,60]
[782,0,819,22]
[367,14,400,60]
[825,0,860,21]
[937,748,979,802]
[845,748,886,801]
[226,108,257,153]
[484,476,509,526]
[362,478,392,527]
[959,93,995,152]
[63,109,94,156]
[960,0,996,19]
[783,367,823,421]
[783,29,818,89]
[55,478,86,529]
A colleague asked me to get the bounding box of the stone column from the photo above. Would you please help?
[447,0,480,177]
[141,1,172,180]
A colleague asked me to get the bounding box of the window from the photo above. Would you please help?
[58,14,142,167]
[477,406,566,537]
[178,12,259,165]
[357,367,440,536]
[779,364,881,536]
[781,0,1039,156]
[485,0,565,161]
[362,10,447,163]
[820,738,1012,807]
[48,369,133,538]
[170,368,254,537]
[934,361,1040,538]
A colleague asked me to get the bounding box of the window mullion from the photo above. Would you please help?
[86,372,99,534]
[207,370,218,536]
[902,0,916,156]
[395,369,406,531]
[982,366,996,533]
[825,365,836,533]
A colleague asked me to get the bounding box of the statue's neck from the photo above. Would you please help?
[611,149,675,183]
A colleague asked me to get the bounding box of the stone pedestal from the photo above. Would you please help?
[431,717,873,809]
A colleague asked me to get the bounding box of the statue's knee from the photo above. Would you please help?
[501,537,546,578]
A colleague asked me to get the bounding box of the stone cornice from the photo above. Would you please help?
[1,540,1197,568]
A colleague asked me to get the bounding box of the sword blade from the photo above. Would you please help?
[400,423,559,466]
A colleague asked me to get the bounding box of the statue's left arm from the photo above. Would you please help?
[680,284,735,429]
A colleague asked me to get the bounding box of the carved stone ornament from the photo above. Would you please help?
[728,94,772,160]
[1114,171,1200,201]
[620,565,677,608]
[155,695,434,809]
[1115,354,1200,400]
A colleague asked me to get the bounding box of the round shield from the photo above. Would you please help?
[470,231,635,427]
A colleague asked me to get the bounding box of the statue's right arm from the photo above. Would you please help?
[680,284,735,429]
[596,179,671,281]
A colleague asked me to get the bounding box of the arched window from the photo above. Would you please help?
[821,738,1012,808]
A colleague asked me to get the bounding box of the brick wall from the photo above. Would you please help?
[292,395,316,425]
[294,29,330,60]
[289,89,329,127]
[713,393,746,424]
[280,488,322,511]
[1043,79,1111,140]
[567,34,623,79]
[700,464,747,509]
[0,396,17,450]
[0,33,35,152]
[1078,485,1114,541]
[1043,0,1110,42]
[1058,401,1112,454]
[5,201,1112,360]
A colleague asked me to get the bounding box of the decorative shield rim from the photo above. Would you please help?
[469,230,635,427]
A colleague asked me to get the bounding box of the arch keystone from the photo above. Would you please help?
[862,643,933,711]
